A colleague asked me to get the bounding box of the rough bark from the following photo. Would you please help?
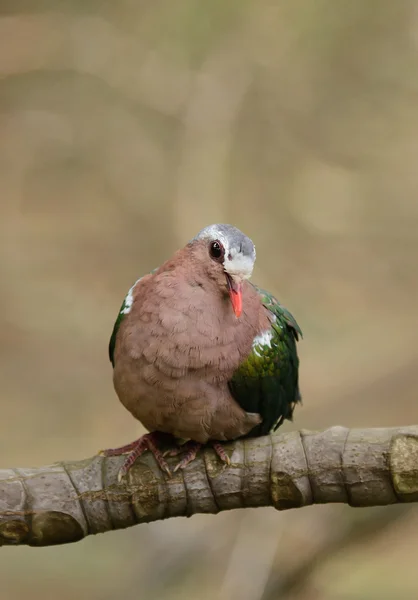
[1,426,417,547]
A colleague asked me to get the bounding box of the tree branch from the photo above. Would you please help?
[1,426,417,547]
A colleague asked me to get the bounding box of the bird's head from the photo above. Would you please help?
[191,224,256,318]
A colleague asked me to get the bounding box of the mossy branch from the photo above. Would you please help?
[1,426,418,547]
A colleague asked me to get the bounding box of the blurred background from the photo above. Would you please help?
[1,1,418,598]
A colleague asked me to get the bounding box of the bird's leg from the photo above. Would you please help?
[101,432,172,480]
[172,442,202,472]
[162,440,195,458]
[100,440,141,456]
[211,441,231,466]
[172,440,231,472]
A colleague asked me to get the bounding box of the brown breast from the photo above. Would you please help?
[112,244,270,441]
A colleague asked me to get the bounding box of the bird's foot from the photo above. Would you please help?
[162,441,193,459]
[172,442,202,472]
[169,440,231,472]
[100,432,172,481]
[211,441,231,466]
[99,440,141,456]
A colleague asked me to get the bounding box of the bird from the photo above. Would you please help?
[103,224,302,480]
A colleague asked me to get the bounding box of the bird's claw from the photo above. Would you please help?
[102,435,231,478]
[170,441,231,472]
[172,442,202,472]
[162,448,183,458]
[159,463,172,478]
[101,433,172,480]
[100,440,142,457]
[211,442,231,466]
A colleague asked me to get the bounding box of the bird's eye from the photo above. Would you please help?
[209,240,224,261]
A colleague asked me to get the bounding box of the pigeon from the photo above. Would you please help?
[104,224,302,479]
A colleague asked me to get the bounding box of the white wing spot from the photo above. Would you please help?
[252,329,274,357]
[121,279,141,314]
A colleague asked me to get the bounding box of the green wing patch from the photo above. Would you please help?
[108,276,143,366]
[228,284,302,437]
[109,268,160,366]
[255,284,302,340]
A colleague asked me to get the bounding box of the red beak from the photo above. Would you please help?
[226,274,243,318]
